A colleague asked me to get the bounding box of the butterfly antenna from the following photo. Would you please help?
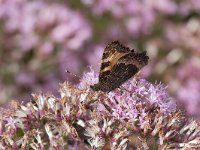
[66,69,93,88]
[65,69,82,80]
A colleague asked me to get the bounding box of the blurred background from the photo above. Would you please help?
[0,0,200,117]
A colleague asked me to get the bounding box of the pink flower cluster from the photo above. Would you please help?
[0,0,200,118]
[0,69,199,149]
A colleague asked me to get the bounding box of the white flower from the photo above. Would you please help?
[88,136,105,149]
[84,124,100,138]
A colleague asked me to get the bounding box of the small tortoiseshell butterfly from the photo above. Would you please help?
[90,41,149,92]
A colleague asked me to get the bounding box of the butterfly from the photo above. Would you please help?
[90,41,149,92]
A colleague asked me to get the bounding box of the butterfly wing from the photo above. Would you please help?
[99,41,131,82]
[90,41,149,92]
[111,51,149,85]
[97,51,148,92]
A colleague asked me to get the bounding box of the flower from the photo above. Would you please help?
[0,69,199,149]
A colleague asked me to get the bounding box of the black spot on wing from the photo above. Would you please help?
[102,51,110,59]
